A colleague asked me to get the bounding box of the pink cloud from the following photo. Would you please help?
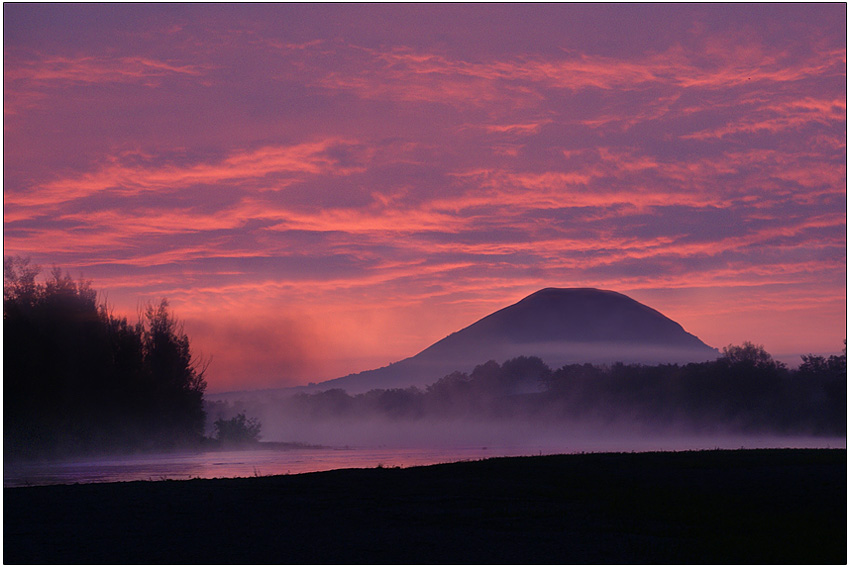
[5,54,209,90]
[684,96,846,140]
[4,6,845,391]
[297,33,843,119]
[5,139,364,208]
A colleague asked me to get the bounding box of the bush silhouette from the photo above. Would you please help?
[214,412,262,446]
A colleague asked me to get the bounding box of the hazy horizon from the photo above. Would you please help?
[4,4,846,393]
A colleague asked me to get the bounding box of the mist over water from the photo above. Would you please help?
[10,369,845,487]
[235,400,846,451]
[7,344,844,488]
[5,426,842,488]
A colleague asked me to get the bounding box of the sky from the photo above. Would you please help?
[4,4,846,393]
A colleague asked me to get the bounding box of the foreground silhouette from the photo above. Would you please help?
[4,449,845,564]
[4,257,207,459]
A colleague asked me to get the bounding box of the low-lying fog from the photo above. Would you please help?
[240,410,844,453]
[7,403,841,488]
[8,353,843,488]
[207,393,844,453]
[208,353,845,452]
[8,394,842,487]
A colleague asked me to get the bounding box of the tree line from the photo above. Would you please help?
[273,344,845,435]
[6,255,844,458]
[4,257,208,459]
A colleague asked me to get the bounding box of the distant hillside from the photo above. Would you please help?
[308,288,718,394]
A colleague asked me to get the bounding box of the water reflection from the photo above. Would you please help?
[5,436,844,488]
[4,446,515,487]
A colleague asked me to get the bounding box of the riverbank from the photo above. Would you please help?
[4,448,845,564]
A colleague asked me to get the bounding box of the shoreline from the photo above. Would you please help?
[5,438,844,488]
[5,448,845,564]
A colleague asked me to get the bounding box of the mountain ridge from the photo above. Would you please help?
[304,287,718,394]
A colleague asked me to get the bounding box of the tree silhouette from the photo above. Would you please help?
[4,256,208,458]
[720,341,784,370]
[499,356,551,393]
[214,412,262,446]
[142,299,208,443]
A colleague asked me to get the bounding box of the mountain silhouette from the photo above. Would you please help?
[308,288,719,393]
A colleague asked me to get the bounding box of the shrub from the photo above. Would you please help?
[214,412,262,446]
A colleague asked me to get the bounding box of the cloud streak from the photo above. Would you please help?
[4,4,845,391]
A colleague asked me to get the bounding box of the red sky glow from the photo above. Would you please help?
[4,4,846,392]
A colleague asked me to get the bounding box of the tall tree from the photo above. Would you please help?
[4,256,207,458]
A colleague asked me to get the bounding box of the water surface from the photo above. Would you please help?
[5,434,843,487]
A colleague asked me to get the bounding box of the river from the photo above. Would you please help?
[4,434,843,487]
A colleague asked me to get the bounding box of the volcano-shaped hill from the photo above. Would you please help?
[310,288,719,393]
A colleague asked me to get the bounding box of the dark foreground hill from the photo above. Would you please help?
[4,449,844,564]
[314,288,718,393]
